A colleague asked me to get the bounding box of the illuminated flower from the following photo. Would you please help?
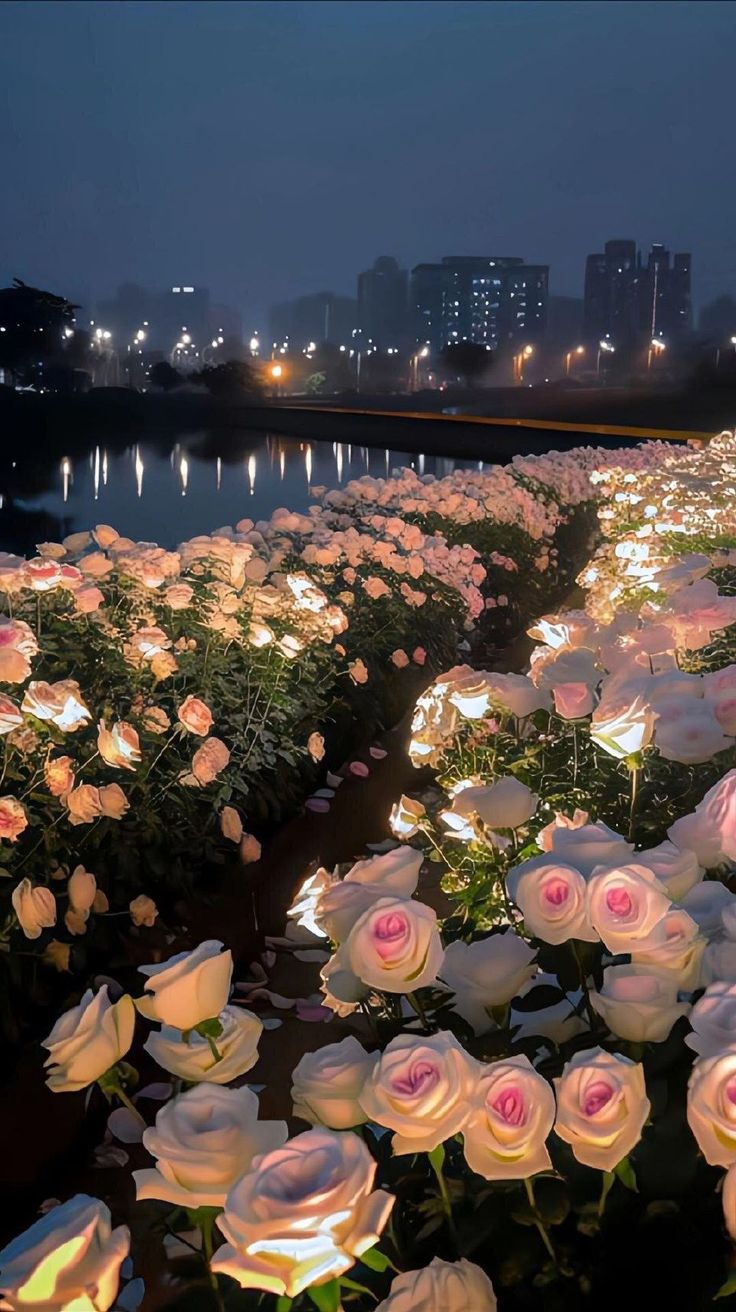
[44,756,75,799]
[0,1193,129,1312]
[12,879,56,939]
[462,1055,556,1180]
[291,1036,377,1130]
[375,1259,497,1312]
[99,783,129,819]
[97,720,141,771]
[43,986,136,1092]
[177,694,213,736]
[134,1084,287,1209]
[220,806,243,842]
[359,1031,479,1154]
[211,1127,394,1298]
[553,1047,650,1171]
[145,1004,262,1083]
[0,696,23,735]
[129,894,158,927]
[137,940,233,1030]
[22,680,91,732]
[0,795,28,843]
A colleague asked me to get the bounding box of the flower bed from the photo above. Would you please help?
[4,433,733,1312]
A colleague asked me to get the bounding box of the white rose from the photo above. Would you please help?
[590,694,655,758]
[330,895,444,995]
[291,1036,377,1130]
[439,932,537,1033]
[375,1258,497,1312]
[144,1004,262,1083]
[681,882,736,938]
[507,859,597,945]
[452,776,538,830]
[553,1047,650,1171]
[211,1127,394,1298]
[137,939,232,1030]
[687,1048,736,1167]
[287,866,335,939]
[134,1084,287,1208]
[545,820,634,877]
[43,986,135,1092]
[359,1031,479,1154]
[702,936,736,985]
[344,846,423,896]
[590,963,690,1043]
[630,908,705,990]
[389,795,427,839]
[669,770,736,869]
[633,840,703,900]
[462,1054,555,1180]
[0,1194,129,1312]
[586,863,671,954]
[686,981,736,1058]
[11,878,56,940]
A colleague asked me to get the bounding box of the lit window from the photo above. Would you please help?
[183,287,194,293]
[171,287,181,293]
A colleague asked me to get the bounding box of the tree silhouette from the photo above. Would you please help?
[196,359,262,396]
[148,361,183,392]
[0,279,78,383]
[440,341,494,387]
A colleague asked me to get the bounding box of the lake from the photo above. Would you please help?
[0,430,489,552]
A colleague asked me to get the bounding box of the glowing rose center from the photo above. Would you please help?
[583,1080,615,1116]
[373,911,410,960]
[393,1059,439,1097]
[543,877,570,908]
[492,1085,526,1125]
[606,886,633,918]
[726,1078,736,1107]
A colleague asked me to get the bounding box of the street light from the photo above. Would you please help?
[411,344,430,392]
[647,337,666,372]
[597,339,615,377]
[513,344,534,384]
[564,345,585,376]
[270,362,283,397]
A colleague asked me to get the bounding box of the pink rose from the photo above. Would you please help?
[44,759,75,802]
[99,783,129,819]
[74,586,104,614]
[0,795,28,843]
[391,649,410,669]
[553,683,595,720]
[554,1047,650,1171]
[669,770,736,868]
[12,878,56,938]
[0,695,23,735]
[307,732,325,762]
[97,720,141,771]
[586,863,671,954]
[177,695,213,736]
[462,1054,556,1180]
[220,806,243,843]
[359,1031,479,1154]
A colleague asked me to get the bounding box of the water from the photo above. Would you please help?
[0,430,488,551]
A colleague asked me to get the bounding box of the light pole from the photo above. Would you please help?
[411,345,430,392]
[647,337,666,372]
[513,344,534,384]
[597,339,615,377]
[564,345,585,376]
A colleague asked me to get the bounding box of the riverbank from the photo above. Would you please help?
[0,380,731,463]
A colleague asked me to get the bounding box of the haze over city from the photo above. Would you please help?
[2,0,735,327]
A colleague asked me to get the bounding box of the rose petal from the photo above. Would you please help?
[306,797,331,812]
[369,746,388,759]
[349,761,370,777]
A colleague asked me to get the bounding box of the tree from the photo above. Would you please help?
[196,359,262,397]
[148,361,183,392]
[0,279,78,383]
[440,341,494,387]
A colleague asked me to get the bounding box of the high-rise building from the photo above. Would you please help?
[583,240,691,348]
[410,256,548,353]
[269,292,357,348]
[94,283,211,353]
[357,256,409,347]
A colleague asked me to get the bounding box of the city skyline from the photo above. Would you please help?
[2,1,735,330]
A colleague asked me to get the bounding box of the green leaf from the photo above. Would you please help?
[613,1156,638,1192]
[306,1280,341,1312]
[427,1143,446,1173]
[715,1272,736,1300]
[275,1298,293,1312]
[359,1246,392,1273]
[194,1017,224,1039]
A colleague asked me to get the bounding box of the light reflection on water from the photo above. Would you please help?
[5,431,488,550]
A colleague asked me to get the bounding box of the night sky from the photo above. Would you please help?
[1,0,734,329]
